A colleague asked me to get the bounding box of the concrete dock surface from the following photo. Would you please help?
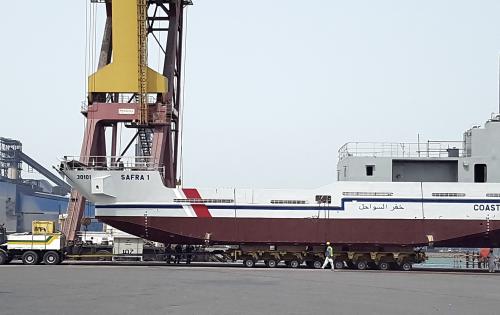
[1,262,499,315]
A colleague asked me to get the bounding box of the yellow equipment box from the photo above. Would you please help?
[32,221,56,234]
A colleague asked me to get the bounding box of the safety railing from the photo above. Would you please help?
[338,141,465,161]
[60,156,165,174]
[417,253,498,270]
[451,253,498,270]
[81,94,159,109]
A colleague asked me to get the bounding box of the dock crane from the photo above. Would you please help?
[61,0,192,241]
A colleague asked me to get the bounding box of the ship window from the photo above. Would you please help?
[431,193,465,197]
[474,164,487,183]
[486,193,500,198]
[271,200,307,204]
[343,192,393,197]
[366,165,374,176]
[173,198,234,203]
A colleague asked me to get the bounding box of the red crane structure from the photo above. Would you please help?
[61,0,192,241]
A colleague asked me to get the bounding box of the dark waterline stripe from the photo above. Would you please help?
[95,197,500,211]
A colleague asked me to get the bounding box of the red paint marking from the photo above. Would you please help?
[182,188,212,218]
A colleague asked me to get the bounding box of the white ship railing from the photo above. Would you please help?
[60,156,164,173]
[338,141,465,161]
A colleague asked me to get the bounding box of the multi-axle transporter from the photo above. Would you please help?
[228,245,425,271]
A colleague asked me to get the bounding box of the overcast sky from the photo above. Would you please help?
[1,1,500,189]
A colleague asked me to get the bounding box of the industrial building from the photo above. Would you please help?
[0,137,100,233]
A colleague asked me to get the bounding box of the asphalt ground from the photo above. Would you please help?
[1,262,499,315]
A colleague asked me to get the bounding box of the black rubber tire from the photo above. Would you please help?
[43,251,60,265]
[356,260,367,270]
[379,261,390,271]
[243,258,255,268]
[334,260,344,270]
[401,262,412,271]
[0,251,7,265]
[265,259,278,268]
[22,251,39,265]
[313,260,322,269]
[289,260,300,269]
[5,255,12,264]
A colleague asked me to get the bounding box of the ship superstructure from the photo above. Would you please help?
[338,114,500,183]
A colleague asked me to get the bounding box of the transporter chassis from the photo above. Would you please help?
[230,245,426,271]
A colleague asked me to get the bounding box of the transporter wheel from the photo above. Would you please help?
[22,251,39,265]
[43,251,60,265]
[356,260,367,270]
[313,260,322,269]
[334,260,344,270]
[96,250,112,261]
[265,259,278,268]
[400,262,412,272]
[379,262,390,271]
[368,262,378,269]
[0,251,7,265]
[289,259,300,269]
[243,258,256,268]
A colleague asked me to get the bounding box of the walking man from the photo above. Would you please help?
[322,241,334,270]
[174,244,183,264]
[488,249,496,273]
[186,245,194,264]
[165,244,173,264]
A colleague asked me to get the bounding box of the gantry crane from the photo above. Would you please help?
[61,0,192,241]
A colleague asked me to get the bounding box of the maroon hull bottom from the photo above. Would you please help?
[98,216,500,248]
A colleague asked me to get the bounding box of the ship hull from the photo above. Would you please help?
[58,166,500,248]
[98,216,500,248]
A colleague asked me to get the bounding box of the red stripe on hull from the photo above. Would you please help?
[182,188,211,218]
[97,216,500,248]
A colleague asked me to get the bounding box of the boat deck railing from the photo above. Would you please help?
[60,156,164,174]
[338,141,465,161]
